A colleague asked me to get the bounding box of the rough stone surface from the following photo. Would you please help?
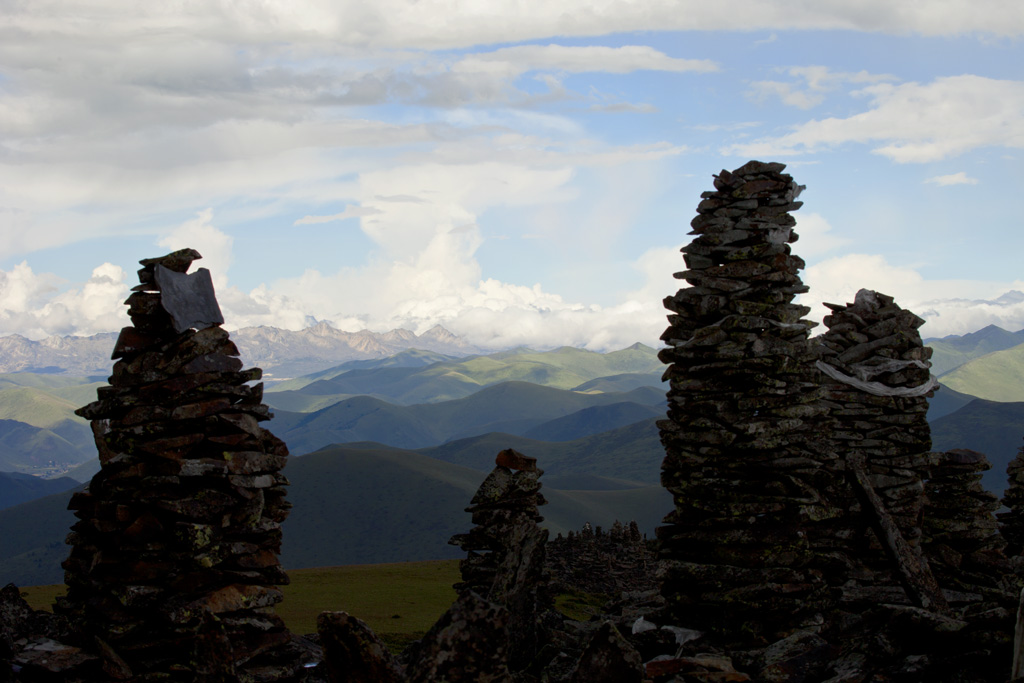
[656,160,834,643]
[568,621,643,683]
[54,249,298,681]
[317,612,403,683]
[402,591,512,683]
[448,449,549,671]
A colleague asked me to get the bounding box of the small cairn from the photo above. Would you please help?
[447,448,549,672]
[547,521,655,596]
[815,289,943,610]
[923,449,1008,601]
[657,160,833,643]
[56,249,297,681]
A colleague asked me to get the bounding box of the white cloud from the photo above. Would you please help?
[157,210,234,288]
[925,171,979,186]
[749,66,896,110]
[0,262,130,338]
[452,45,718,78]
[728,76,1024,162]
[800,253,1024,337]
[792,212,852,258]
[293,205,382,225]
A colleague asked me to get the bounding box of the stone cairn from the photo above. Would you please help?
[547,521,655,597]
[56,249,298,681]
[657,160,833,643]
[815,289,946,610]
[446,448,549,672]
[923,449,1009,603]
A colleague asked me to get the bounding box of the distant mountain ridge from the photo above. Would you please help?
[924,324,1024,376]
[0,323,483,379]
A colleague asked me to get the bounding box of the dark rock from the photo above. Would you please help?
[568,621,643,683]
[317,612,403,683]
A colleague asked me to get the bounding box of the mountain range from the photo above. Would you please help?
[0,323,482,379]
[6,324,1024,589]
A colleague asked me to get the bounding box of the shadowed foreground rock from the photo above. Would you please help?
[41,249,305,681]
[317,612,402,683]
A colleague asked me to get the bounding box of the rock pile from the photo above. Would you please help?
[547,521,655,596]
[924,449,1009,601]
[56,249,300,681]
[447,448,549,671]
[815,289,945,610]
[1000,440,1024,560]
[656,160,833,643]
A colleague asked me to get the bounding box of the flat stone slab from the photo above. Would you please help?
[154,265,225,333]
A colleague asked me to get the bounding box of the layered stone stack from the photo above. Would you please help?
[923,449,1008,600]
[1000,440,1024,559]
[447,448,549,671]
[815,289,942,608]
[547,521,654,596]
[56,249,297,681]
[657,160,834,643]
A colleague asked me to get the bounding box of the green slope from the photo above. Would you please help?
[0,485,81,585]
[930,399,1024,495]
[0,386,85,429]
[926,325,1024,377]
[927,384,978,421]
[940,345,1024,402]
[265,343,664,408]
[272,382,665,455]
[0,471,79,511]
[0,419,95,474]
[418,417,664,484]
[0,443,671,586]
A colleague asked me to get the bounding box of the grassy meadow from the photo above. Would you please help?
[21,560,462,651]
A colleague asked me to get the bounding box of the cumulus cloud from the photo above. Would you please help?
[799,253,1024,337]
[727,76,1024,162]
[0,262,130,338]
[925,171,979,186]
[157,210,234,289]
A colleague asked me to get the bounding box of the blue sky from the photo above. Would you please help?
[0,2,1022,349]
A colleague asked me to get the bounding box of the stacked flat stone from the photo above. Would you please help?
[56,249,295,681]
[657,160,833,643]
[923,449,1008,600]
[815,289,937,603]
[448,448,548,671]
[999,440,1024,559]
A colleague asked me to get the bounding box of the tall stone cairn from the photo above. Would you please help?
[56,249,295,681]
[657,160,832,643]
[448,448,549,671]
[815,289,937,602]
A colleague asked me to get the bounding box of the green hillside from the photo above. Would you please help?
[940,345,1024,402]
[0,471,79,511]
[930,399,1024,495]
[0,441,672,587]
[265,343,663,407]
[0,419,95,475]
[926,325,1024,377]
[272,382,665,455]
[927,384,978,421]
[418,417,664,484]
[0,386,84,429]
